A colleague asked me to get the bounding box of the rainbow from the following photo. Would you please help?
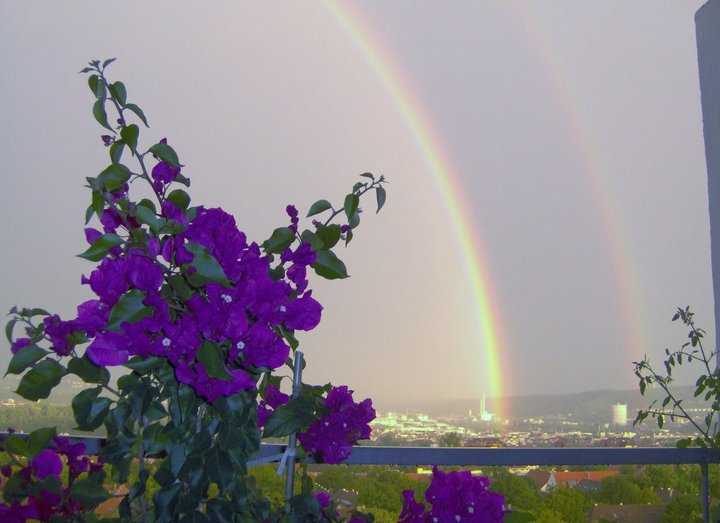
[508,5,648,367]
[323,1,510,414]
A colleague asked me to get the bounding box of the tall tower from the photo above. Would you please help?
[480,394,494,422]
[611,403,627,427]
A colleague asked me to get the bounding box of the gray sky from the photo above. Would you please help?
[0,1,713,412]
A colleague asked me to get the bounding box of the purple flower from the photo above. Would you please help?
[182,207,247,280]
[399,467,508,523]
[297,386,375,464]
[10,338,31,355]
[240,323,289,371]
[286,205,299,233]
[313,492,331,508]
[31,449,62,480]
[73,300,110,336]
[283,292,322,331]
[151,161,181,186]
[43,315,77,356]
[84,227,103,245]
[398,490,427,522]
[100,208,123,233]
[86,331,130,366]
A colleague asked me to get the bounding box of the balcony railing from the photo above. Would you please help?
[3,433,720,522]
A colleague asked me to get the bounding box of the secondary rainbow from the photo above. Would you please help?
[323,1,510,413]
[508,5,648,369]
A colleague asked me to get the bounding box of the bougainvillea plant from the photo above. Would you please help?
[3,58,386,522]
[398,467,508,523]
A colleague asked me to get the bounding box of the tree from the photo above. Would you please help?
[539,487,591,523]
[662,495,703,523]
[595,475,659,505]
[488,470,541,511]
[438,432,462,447]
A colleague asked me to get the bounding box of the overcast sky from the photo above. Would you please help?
[0,1,714,412]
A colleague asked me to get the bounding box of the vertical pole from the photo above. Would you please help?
[702,461,710,523]
[284,350,304,511]
[696,0,720,370]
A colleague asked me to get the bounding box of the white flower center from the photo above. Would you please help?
[455,516,461,522]
[162,338,171,347]
[221,294,232,303]
[279,305,287,312]
[468,507,474,514]
[236,341,245,350]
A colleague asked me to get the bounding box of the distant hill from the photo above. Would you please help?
[381,385,703,422]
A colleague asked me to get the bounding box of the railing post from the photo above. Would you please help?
[284,350,304,511]
[702,461,710,523]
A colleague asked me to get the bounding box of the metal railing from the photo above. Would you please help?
[3,433,719,522]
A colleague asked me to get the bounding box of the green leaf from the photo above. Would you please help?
[125,103,149,127]
[166,189,191,211]
[68,355,110,385]
[27,427,56,457]
[315,224,341,250]
[263,395,323,438]
[108,81,127,107]
[360,172,374,180]
[102,57,117,69]
[352,181,365,193]
[123,355,163,375]
[348,211,360,229]
[134,205,159,233]
[206,447,236,490]
[344,194,360,220]
[196,341,232,381]
[5,318,18,343]
[70,478,112,506]
[312,250,348,279]
[78,233,124,262]
[148,142,179,167]
[375,185,386,213]
[72,386,112,431]
[307,199,332,217]
[107,289,155,330]
[16,360,67,401]
[91,190,105,219]
[97,163,132,192]
[3,434,30,457]
[109,140,125,164]
[185,243,231,287]
[88,75,104,99]
[93,99,113,131]
[6,344,48,375]
[263,227,295,254]
[120,124,139,154]
[206,498,234,523]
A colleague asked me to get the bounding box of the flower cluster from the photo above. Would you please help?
[399,467,508,523]
[297,386,375,464]
[32,187,323,402]
[0,437,106,522]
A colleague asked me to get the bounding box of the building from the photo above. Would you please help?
[612,403,627,427]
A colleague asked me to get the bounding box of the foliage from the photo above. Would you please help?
[538,488,589,523]
[662,495,703,523]
[437,432,462,448]
[633,307,720,448]
[3,58,387,522]
[487,470,541,511]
